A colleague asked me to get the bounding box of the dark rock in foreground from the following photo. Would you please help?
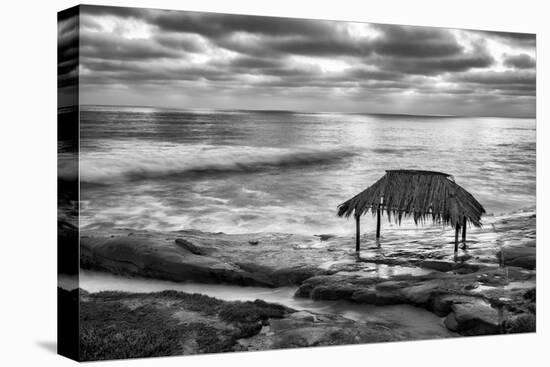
[76,288,405,361]
[296,267,535,336]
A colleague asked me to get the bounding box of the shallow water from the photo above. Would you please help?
[320,259,433,278]
[80,270,455,339]
[74,106,536,235]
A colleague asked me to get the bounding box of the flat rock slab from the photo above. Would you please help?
[80,236,276,287]
[444,299,501,335]
[237,313,403,351]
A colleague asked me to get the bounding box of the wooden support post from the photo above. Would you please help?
[355,215,361,252]
[454,225,460,253]
[462,216,467,243]
[376,207,381,239]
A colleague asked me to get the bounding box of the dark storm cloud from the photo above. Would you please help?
[80,5,336,39]
[81,59,235,84]
[451,70,535,85]
[503,53,536,69]
[228,56,285,69]
[370,25,463,58]
[151,11,336,38]
[77,6,536,117]
[374,49,494,75]
[268,37,371,57]
[80,31,185,60]
[448,70,536,96]
[344,67,405,81]
[154,33,208,53]
[196,21,374,58]
[82,6,372,58]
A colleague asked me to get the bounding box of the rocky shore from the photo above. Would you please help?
[76,210,536,359]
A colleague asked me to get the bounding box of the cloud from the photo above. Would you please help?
[503,53,536,69]
[58,10,79,88]
[451,70,535,85]
[80,31,186,61]
[371,25,463,58]
[73,5,536,117]
[151,11,337,39]
[475,30,536,47]
[448,70,535,96]
[373,51,494,75]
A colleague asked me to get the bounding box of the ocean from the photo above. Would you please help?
[75,105,536,235]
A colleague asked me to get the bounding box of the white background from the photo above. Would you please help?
[0,0,547,365]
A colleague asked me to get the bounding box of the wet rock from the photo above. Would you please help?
[523,288,536,301]
[497,246,536,270]
[238,312,401,351]
[431,295,480,317]
[455,254,472,262]
[444,299,501,335]
[294,282,314,298]
[504,313,536,333]
[296,265,535,338]
[316,234,335,241]
[272,266,324,286]
[443,312,460,331]
[351,289,404,305]
[311,286,355,301]
[421,260,455,272]
[400,281,441,305]
[290,311,316,322]
[175,238,208,255]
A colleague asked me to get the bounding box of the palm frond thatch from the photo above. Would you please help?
[337,170,485,228]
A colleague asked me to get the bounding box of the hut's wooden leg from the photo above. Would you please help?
[355,215,360,252]
[376,208,381,239]
[462,217,467,243]
[454,225,460,252]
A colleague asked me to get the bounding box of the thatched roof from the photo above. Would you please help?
[337,170,485,228]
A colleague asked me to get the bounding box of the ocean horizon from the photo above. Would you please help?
[74,104,535,119]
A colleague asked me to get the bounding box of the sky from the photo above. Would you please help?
[60,5,536,117]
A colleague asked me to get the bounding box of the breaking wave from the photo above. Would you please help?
[76,144,357,185]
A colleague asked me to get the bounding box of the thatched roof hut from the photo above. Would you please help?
[337,170,485,252]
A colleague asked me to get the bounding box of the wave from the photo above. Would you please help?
[76,144,357,185]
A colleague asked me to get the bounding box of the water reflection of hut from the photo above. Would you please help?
[337,170,485,252]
